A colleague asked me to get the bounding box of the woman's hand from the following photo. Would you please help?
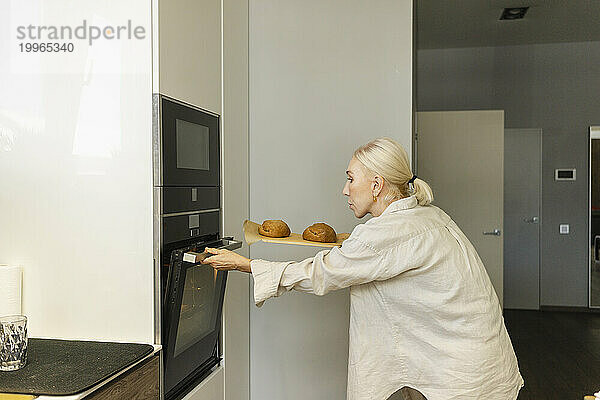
[201,247,252,273]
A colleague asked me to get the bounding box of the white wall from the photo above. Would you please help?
[249,0,413,398]
[0,1,154,342]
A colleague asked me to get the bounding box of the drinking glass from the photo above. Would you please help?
[0,315,28,371]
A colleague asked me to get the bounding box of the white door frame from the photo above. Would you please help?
[589,126,600,308]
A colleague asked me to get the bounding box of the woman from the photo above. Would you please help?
[202,137,524,400]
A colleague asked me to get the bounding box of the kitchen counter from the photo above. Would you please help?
[38,344,160,400]
[0,339,161,399]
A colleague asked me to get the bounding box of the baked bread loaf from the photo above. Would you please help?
[258,220,291,238]
[302,223,337,243]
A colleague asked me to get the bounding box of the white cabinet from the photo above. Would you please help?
[1,1,249,399]
[221,0,250,399]
[0,0,154,344]
[155,0,250,399]
[181,367,225,400]
[155,0,222,114]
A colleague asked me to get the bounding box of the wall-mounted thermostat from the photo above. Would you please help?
[555,168,576,181]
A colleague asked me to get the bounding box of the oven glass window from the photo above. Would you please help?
[173,264,218,357]
[176,119,210,170]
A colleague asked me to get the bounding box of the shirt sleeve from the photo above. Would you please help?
[251,235,393,307]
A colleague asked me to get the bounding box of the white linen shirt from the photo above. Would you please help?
[251,196,524,400]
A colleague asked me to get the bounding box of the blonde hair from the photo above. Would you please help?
[353,137,434,206]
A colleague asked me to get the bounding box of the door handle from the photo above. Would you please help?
[523,216,539,224]
[483,229,501,236]
[595,236,600,263]
[183,239,243,264]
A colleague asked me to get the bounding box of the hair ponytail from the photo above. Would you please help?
[410,178,434,206]
[354,137,434,206]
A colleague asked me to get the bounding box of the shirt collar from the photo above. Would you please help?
[380,195,418,217]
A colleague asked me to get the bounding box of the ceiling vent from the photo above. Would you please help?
[500,7,529,20]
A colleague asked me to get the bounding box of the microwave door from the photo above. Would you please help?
[160,96,220,187]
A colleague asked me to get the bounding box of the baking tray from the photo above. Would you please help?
[243,220,349,248]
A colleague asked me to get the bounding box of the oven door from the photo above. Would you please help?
[158,95,220,187]
[163,238,241,400]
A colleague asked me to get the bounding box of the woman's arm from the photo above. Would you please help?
[203,235,390,306]
[201,247,252,272]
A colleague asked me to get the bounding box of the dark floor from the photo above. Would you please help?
[504,309,600,399]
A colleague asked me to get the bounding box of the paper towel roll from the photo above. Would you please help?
[0,265,22,317]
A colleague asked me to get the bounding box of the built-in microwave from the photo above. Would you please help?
[153,95,220,188]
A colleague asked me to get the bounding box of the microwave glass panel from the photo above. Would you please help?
[173,264,218,357]
[176,119,210,171]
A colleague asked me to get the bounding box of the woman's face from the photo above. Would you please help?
[343,157,374,218]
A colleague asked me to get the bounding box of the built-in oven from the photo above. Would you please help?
[153,94,242,400]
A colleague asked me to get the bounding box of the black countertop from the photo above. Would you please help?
[0,338,154,396]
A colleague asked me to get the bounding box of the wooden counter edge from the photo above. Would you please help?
[83,354,159,400]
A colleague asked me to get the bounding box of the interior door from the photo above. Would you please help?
[504,129,541,310]
[416,110,504,305]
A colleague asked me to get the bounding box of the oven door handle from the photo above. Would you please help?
[182,239,242,264]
